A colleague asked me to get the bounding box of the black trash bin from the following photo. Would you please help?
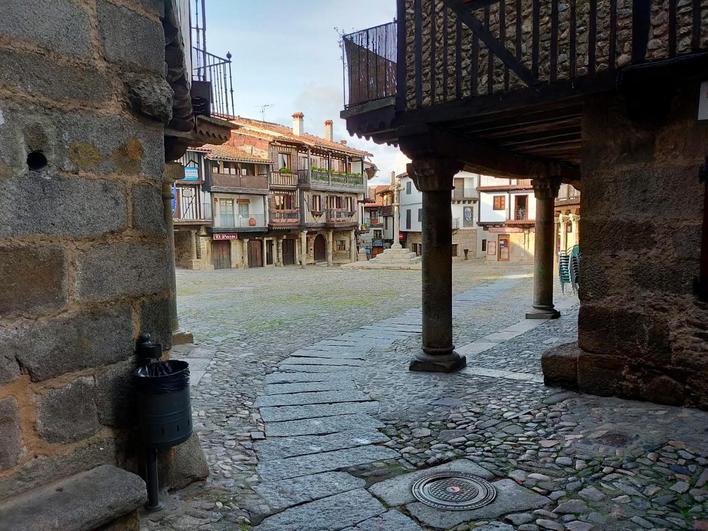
[133,335,193,510]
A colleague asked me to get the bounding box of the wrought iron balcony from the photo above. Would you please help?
[342,21,397,108]
[192,47,235,119]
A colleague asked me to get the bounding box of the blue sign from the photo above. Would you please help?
[183,166,199,181]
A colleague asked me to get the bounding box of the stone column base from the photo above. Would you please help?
[525,307,561,320]
[409,351,466,373]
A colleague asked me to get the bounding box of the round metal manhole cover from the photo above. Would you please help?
[411,472,496,511]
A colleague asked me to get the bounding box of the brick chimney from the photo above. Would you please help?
[292,112,304,136]
[324,120,333,142]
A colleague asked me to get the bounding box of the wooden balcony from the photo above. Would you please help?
[209,173,269,194]
[269,170,299,188]
[326,208,357,226]
[342,1,707,178]
[302,169,367,192]
[269,208,301,227]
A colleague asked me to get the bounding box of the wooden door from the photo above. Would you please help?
[498,235,510,261]
[282,239,295,265]
[248,239,263,267]
[212,240,231,269]
[314,234,326,262]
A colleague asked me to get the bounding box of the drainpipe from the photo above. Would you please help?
[163,163,182,337]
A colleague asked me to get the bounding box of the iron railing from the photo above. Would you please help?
[192,47,235,119]
[342,21,397,108]
[269,209,300,224]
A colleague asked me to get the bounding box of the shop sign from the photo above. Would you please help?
[213,233,237,241]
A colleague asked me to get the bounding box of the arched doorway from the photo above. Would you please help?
[314,234,326,262]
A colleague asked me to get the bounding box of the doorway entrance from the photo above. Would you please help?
[498,235,510,261]
[213,240,231,269]
[282,239,295,265]
[314,234,327,262]
[248,239,263,267]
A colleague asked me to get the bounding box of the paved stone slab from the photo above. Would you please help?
[258,445,399,480]
[368,459,495,506]
[278,364,359,374]
[405,479,549,528]
[265,413,384,437]
[254,471,365,514]
[263,380,357,395]
[260,401,379,422]
[290,349,366,360]
[254,488,386,531]
[342,509,423,530]
[255,390,371,407]
[256,429,390,459]
[456,342,497,355]
[461,366,544,383]
[264,371,355,384]
[281,357,365,367]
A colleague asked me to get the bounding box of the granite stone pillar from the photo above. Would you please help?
[326,229,334,266]
[559,214,568,253]
[349,229,357,262]
[300,230,308,267]
[407,158,466,373]
[526,177,561,320]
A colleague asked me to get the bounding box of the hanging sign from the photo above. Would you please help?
[699,81,708,121]
[213,233,237,241]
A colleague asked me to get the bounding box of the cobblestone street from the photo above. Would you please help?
[144,263,708,531]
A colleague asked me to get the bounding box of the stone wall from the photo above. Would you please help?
[0,0,173,500]
[577,86,708,408]
[405,0,708,109]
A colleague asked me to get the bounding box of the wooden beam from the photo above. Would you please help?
[443,0,537,86]
[397,124,579,181]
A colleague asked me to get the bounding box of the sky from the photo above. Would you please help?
[203,0,409,184]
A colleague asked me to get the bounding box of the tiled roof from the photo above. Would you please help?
[202,144,272,164]
[228,116,371,158]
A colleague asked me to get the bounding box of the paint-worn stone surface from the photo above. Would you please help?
[0,398,22,471]
[255,389,371,407]
[342,510,423,531]
[265,413,384,437]
[259,401,379,422]
[256,430,389,460]
[36,377,99,444]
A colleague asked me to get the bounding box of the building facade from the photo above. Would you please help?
[174,114,374,269]
[555,183,581,255]
[361,184,395,257]
[399,171,480,259]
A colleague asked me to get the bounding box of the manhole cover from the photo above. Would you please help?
[595,432,630,447]
[411,472,496,511]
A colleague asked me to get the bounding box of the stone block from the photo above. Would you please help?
[541,342,579,389]
[77,241,171,302]
[97,0,165,74]
[0,48,111,105]
[0,107,165,179]
[131,184,167,235]
[0,465,146,531]
[0,173,127,239]
[36,377,99,444]
[0,246,66,316]
[0,353,21,385]
[0,0,93,58]
[576,351,627,397]
[139,296,173,349]
[122,72,173,124]
[95,360,136,427]
[4,306,133,382]
[159,432,209,491]
[0,438,117,502]
[0,397,22,471]
[639,374,685,406]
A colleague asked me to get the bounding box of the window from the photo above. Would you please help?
[482,239,487,252]
[406,209,412,230]
[406,181,412,194]
[336,240,347,251]
[278,153,291,170]
[418,208,422,222]
[238,201,249,219]
[384,218,389,230]
[373,230,383,239]
[345,196,354,212]
[274,193,294,210]
[311,194,322,212]
[493,195,506,210]
[219,198,234,227]
[211,162,220,174]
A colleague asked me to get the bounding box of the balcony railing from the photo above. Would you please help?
[342,21,397,108]
[512,209,529,222]
[270,170,299,187]
[307,169,365,189]
[210,173,268,192]
[452,189,478,200]
[214,213,266,229]
[175,201,212,222]
[327,209,356,224]
[192,47,235,119]
[269,209,300,224]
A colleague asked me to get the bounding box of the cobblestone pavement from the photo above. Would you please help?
[143,264,708,531]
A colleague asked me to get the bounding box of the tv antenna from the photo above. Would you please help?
[259,104,273,122]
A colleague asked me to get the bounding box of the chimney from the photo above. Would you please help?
[292,112,304,136]
[324,120,334,142]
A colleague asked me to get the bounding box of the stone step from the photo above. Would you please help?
[255,429,389,459]
[259,401,380,422]
[0,465,146,531]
